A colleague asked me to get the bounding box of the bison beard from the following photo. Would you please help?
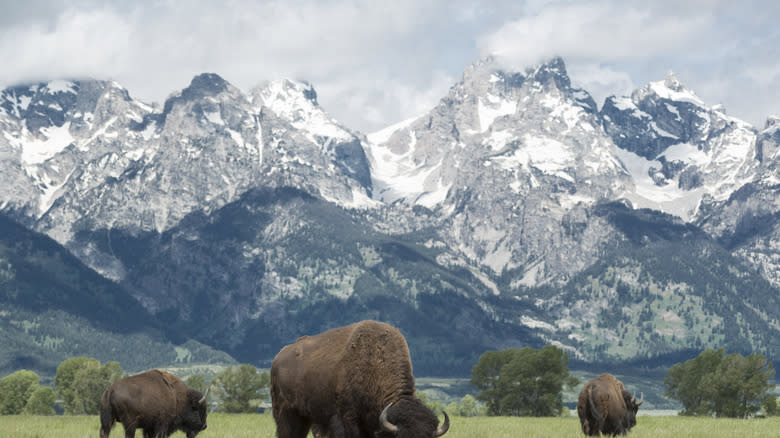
[577,373,642,436]
[270,320,449,438]
[99,369,208,438]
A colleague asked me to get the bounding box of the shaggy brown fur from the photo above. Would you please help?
[99,369,207,438]
[270,320,448,438]
[577,373,642,436]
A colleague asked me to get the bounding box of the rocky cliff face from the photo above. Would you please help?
[1,74,373,280]
[367,57,631,286]
[1,56,778,374]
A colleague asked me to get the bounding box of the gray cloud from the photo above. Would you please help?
[0,1,777,132]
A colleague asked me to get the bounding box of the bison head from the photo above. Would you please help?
[621,390,643,431]
[378,399,449,438]
[182,389,209,438]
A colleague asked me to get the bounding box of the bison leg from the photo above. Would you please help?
[122,425,137,438]
[99,419,114,438]
[274,409,311,438]
[331,412,363,438]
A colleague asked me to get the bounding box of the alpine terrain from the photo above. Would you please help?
[1,56,778,383]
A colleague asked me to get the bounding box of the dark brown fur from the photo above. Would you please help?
[270,320,448,438]
[577,373,642,436]
[99,369,207,438]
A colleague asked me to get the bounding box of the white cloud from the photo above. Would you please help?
[477,2,713,68]
[566,63,634,108]
[0,1,778,131]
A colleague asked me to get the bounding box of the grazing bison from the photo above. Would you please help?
[577,373,643,436]
[99,369,208,438]
[271,320,449,438]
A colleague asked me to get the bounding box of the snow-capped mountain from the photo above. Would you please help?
[1,56,778,375]
[367,57,631,284]
[1,73,373,279]
[601,72,758,221]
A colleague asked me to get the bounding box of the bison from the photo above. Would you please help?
[270,320,450,438]
[99,369,208,438]
[577,373,643,436]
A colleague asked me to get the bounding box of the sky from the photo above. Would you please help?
[1,0,778,133]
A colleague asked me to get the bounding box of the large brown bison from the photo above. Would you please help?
[270,320,449,438]
[577,373,643,436]
[99,369,208,438]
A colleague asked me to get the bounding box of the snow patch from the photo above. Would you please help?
[648,74,705,106]
[44,80,77,94]
[477,95,516,132]
[615,147,704,220]
[492,134,573,176]
[260,79,351,143]
[367,115,420,144]
[21,123,74,164]
[204,109,224,125]
[521,315,556,331]
[227,128,245,147]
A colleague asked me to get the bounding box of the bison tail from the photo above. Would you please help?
[99,388,115,438]
[587,393,604,435]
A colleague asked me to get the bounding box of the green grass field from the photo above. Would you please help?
[1,414,779,437]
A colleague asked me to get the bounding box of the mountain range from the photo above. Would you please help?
[1,56,778,382]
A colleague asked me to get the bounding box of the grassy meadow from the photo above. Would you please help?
[1,414,779,437]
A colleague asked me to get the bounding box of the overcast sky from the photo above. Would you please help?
[1,0,778,133]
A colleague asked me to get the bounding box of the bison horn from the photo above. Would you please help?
[380,403,399,434]
[433,411,450,437]
[200,387,210,405]
[635,392,644,407]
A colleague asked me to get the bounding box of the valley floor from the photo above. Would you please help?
[2,414,779,437]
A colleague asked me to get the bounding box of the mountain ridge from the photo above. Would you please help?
[1,56,778,378]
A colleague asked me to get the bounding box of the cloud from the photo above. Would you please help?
[477,1,714,68]
[0,1,471,131]
[475,1,780,124]
[0,1,777,131]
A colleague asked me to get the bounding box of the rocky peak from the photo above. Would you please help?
[254,79,319,114]
[636,71,705,107]
[527,56,571,91]
[765,115,780,130]
[756,116,780,165]
[1,80,83,134]
[182,73,230,99]
[253,79,353,145]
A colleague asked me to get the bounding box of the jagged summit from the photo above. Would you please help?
[636,71,705,107]
[1,54,779,378]
[765,115,780,130]
[182,72,230,98]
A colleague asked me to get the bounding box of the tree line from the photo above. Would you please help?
[0,347,776,418]
[0,358,269,415]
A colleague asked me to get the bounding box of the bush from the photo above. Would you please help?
[55,357,122,415]
[0,370,39,415]
[24,386,56,415]
[471,346,578,417]
[665,349,775,418]
[211,364,269,413]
